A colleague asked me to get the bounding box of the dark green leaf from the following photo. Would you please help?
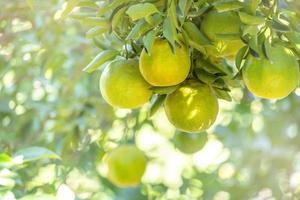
[195,68,218,84]
[213,88,232,101]
[262,38,271,60]
[149,95,166,117]
[271,19,291,32]
[235,46,249,70]
[249,47,260,58]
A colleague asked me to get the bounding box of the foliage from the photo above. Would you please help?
[1,0,300,200]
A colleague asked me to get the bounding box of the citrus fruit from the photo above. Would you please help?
[243,46,299,99]
[105,145,147,187]
[139,39,191,86]
[164,80,219,133]
[174,131,208,154]
[100,59,152,108]
[201,10,244,58]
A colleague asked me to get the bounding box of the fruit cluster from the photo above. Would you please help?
[100,39,221,134]
[86,2,300,188]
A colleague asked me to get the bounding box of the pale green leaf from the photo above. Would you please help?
[14,147,60,162]
[83,50,119,73]
[59,0,80,20]
[126,3,159,21]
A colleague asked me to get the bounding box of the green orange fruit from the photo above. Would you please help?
[174,131,208,154]
[201,10,244,58]
[164,80,219,133]
[139,39,191,86]
[243,45,299,99]
[100,59,152,108]
[105,145,147,187]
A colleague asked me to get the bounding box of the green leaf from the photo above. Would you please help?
[262,38,271,60]
[195,59,227,75]
[241,25,259,36]
[249,47,260,58]
[83,50,119,73]
[195,69,218,84]
[59,0,80,20]
[183,22,212,46]
[163,16,176,49]
[126,3,159,21]
[213,0,244,12]
[98,0,134,15]
[213,88,232,101]
[73,17,110,27]
[78,0,98,8]
[143,30,156,54]
[179,0,192,24]
[189,4,212,18]
[86,27,106,38]
[149,95,166,117]
[285,32,300,53]
[248,0,261,14]
[145,13,163,26]
[111,7,127,31]
[271,19,291,32]
[239,12,265,25]
[248,36,260,57]
[126,19,153,40]
[168,0,179,29]
[150,85,179,95]
[235,46,249,70]
[212,78,228,90]
[233,70,243,80]
[13,147,60,162]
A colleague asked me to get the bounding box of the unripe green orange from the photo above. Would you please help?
[105,145,147,187]
[243,46,299,99]
[100,59,152,108]
[164,80,219,133]
[201,10,244,58]
[174,131,208,154]
[139,39,191,86]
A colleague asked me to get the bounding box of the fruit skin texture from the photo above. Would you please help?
[164,80,219,133]
[201,11,244,58]
[100,59,152,108]
[243,46,299,99]
[105,145,147,188]
[174,131,208,154]
[139,39,191,86]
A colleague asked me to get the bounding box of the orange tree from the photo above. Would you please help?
[1,0,300,199]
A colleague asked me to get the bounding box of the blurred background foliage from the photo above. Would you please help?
[1,0,300,200]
